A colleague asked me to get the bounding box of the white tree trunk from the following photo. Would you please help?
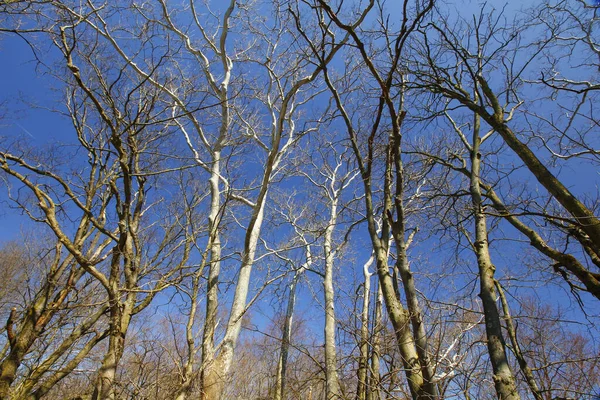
[323,200,342,399]
[356,255,374,400]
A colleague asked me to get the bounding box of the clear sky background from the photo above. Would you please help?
[0,33,74,241]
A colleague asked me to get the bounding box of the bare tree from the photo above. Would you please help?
[0,16,195,398]
[293,0,439,397]
[0,237,106,400]
[412,2,600,299]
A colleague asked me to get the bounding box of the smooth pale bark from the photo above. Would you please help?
[197,2,343,395]
[323,199,342,399]
[199,156,224,400]
[176,251,208,400]
[200,31,344,400]
[469,112,519,400]
[356,256,374,400]
[201,199,266,399]
[202,136,280,397]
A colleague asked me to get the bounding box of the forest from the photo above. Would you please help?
[0,0,599,399]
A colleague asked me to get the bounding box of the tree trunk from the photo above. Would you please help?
[390,147,439,398]
[395,252,438,397]
[92,313,126,400]
[496,281,543,400]
[373,148,425,399]
[470,112,520,400]
[356,256,374,400]
[201,198,267,400]
[199,156,223,400]
[274,264,306,400]
[92,286,137,400]
[323,202,342,399]
[367,286,382,400]
[1,309,29,400]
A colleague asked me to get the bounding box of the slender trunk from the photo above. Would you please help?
[470,111,519,400]
[394,248,438,397]
[92,306,128,400]
[324,201,341,399]
[201,197,267,400]
[93,221,139,400]
[175,271,201,400]
[389,87,438,397]
[200,34,313,393]
[395,253,438,397]
[367,286,382,400]
[189,0,233,395]
[93,280,138,400]
[274,266,305,400]
[373,148,425,399]
[371,223,425,398]
[391,205,437,397]
[321,48,428,400]
[356,256,374,400]
[200,157,223,400]
[364,206,425,398]
[495,281,543,400]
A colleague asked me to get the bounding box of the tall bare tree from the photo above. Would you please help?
[294,0,439,397]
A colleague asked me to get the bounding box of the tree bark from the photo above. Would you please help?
[274,264,305,400]
[199,155,223,400]
[367,286,382,400]
[390,120,439,397]
[470,111,520,400]
[495,281,543,400]
[323,199,342,399]
[356,256,374,400]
